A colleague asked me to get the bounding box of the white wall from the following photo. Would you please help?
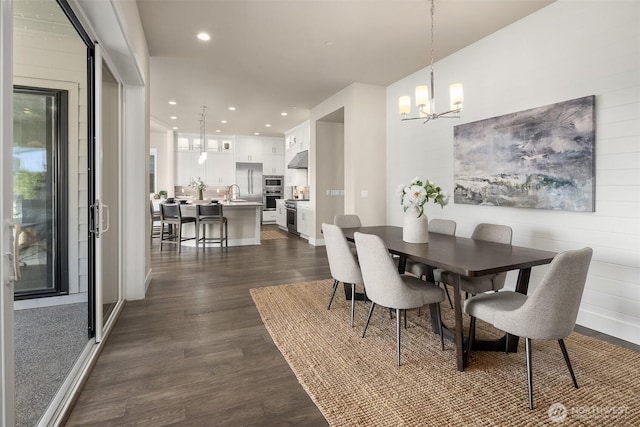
[386,0,640,344]
[150,128,175,196]
[311,82,386,243]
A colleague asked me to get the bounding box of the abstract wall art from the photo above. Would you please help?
[453,95,595,211]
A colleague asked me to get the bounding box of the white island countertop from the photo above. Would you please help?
[174,200,263,247]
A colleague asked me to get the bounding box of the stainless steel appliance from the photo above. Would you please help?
[263,175,284,210]
[285,199,299,235]
[235,162,263,203]
[263,175,283,187]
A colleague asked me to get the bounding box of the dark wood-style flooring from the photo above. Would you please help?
[65,225,638,426]
[66,225,330,426]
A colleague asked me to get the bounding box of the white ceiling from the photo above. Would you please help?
[137,0,554,137]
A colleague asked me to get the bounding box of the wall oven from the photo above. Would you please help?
[263,191,283,210]
[264,175,283,187]
[263,175,283,211]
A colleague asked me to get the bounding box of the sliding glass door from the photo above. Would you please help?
[12,87,68,299]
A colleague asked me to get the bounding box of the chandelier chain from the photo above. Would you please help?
[430,0,435,71]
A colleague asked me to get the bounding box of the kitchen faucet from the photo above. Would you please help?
[227,184,240,201]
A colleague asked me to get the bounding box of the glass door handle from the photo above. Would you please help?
[101,203,110,234]
[6,220,21,281]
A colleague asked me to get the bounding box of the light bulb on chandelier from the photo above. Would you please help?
[399,0,463,123]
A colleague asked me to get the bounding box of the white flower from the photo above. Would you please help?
[398,176,448,215]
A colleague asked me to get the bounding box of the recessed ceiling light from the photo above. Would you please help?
[281,112,287,116]
[215,129,221,133]
[228,106,236,111]
[170,116,177,120]
[254,132,260,136]
[168,101,176,105]
[221,120,227,124]
[325,41,334,46]
[197,32,211,41]
[172,126,178,130]
[265,124,271,127]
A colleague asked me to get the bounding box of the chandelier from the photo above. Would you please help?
[198,106,207,165]
[399,0,463,123]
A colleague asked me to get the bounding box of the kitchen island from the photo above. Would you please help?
[175,199,263,247]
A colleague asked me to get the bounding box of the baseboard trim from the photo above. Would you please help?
[577,307,640,346]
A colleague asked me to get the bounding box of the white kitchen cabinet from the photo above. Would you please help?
[297,202,311,238]
[235,136,263,162]
[275,199,286,228]
[205,152,235,186]
[262,138,284,175]
[262,138,284,155]
[175,149,205,185]
[286,169,308,186]
[263,153,284,175]
[262,210,276,223]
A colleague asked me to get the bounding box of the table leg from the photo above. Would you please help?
[449,273,465,371]
[469,268,532,353]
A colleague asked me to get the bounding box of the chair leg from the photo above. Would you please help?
[558,339,579,388]
[525,337,534,410]
[436,303,445,351]
[404,309,407,329]
[178,224,182,253]
[195,222,200,253]
[441,282,454,308]
[466,316,476,361]
[160,223,165,251]
[396,308,402,367]
[351,283,356,328]
[362,303,376,338]
[327,279,339,310]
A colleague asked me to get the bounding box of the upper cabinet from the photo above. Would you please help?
[235,136,263,163]
[262,138,284,175]
[285,120,310,152]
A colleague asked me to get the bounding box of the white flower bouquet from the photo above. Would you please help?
[189,177,207,192]
[397,177,449,217]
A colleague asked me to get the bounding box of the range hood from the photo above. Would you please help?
[287,150,308,169]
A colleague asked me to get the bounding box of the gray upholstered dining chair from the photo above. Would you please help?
[196,203,228,251]
[464,247,593,409]
[322,223,364,327]
[404,218,457,307]
[160,203,196,252]
[354,232,445,366]
[442,223,512,296]
[333,214,362,228]
[334,214,362,257]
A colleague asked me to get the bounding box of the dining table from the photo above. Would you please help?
[341,225,557,372]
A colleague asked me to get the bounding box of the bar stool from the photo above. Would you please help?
[160,203,196,252]
[195,203,228,251]
[150,200,162,243]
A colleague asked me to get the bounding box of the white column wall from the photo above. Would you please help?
[386,0,640,344]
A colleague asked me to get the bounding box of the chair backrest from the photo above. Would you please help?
[354,232,419,309]
[160,203,181,220]
[471,223,512,244]
[322,223,362,284]
[197,203,223,218]
[494,247,593,340]
[334,214,362,228]
[471,223,512,290]
[429,219,456,235]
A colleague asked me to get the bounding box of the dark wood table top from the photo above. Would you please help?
[342,225,557,278]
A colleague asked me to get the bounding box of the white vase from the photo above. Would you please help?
[403,208,429,243]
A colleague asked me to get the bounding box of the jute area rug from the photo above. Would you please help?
[250,279,639,426]
[261,229,288,240]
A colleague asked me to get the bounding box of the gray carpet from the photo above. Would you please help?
[14,303,89,427]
